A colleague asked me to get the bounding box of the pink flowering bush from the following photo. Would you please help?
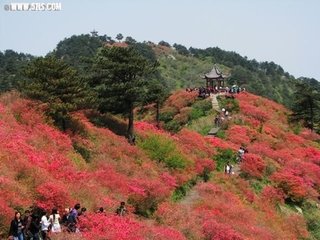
[241,153,266,179]
[0,90,318,240]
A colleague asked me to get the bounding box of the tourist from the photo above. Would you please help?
[79,207,87,217]
[237,147,245,162]
[230,164,234,174]
[67,203,80,233]
[61,208,70,227]
[225,162,231,174]
[40,211,50,240]
[8,211,24,240]
[49,207,61,233]
[214,115,220,127]
[96,207,105,214]
[116,202,127,216]
[28,214,41,240]
[22,210,32,239]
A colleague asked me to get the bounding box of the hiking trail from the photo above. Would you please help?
[210,93,220,112]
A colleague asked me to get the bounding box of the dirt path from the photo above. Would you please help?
[232,163,241,176]
[180,187,201,206]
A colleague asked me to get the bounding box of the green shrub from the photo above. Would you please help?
[198,125,212,136]
[250,178,270,194]
[171,178,197,201]
[138,134,188,169]
[72,142,91,163]
[216,129,226,139]
[214,148,236,171]
[159,111,175,122]
[187,114,215,135]
[164,120,181,133]
[189,99,212,121]
[217,95,240,113]
[302,201,320,239]
[190,108,203,120]
[292,123,302,135]
[250,180,264,193]
[128,194,158,218]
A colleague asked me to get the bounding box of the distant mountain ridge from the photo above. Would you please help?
[0,33,319,109]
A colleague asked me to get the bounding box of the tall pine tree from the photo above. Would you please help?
[90,46,156,143]
[291,82,320,132]
[23,56,93,131]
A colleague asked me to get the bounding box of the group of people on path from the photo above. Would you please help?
[8,207,62,240]
[224,146,248,175]
[214,107,231,128]
[8,202,127,240]
[185,84,245,98]
[237,146,248,163]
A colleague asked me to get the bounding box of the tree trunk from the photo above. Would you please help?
[62,118,66,132]
[127,102,134,144]
[156,101,160,128]
[309,96,314,131]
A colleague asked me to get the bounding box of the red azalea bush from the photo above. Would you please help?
[164,90,198,110]
[247,142,275,160]
[0,91,319,240]
[299,129,320,141]
[261,186,285,205]
[146,226,186,240]
[173,107,192,124]
[80,213,145,240]
[203,219,244,240]
[241,153,266,179]
[226,125,253,146]
[206,136,236,150]
[239,101,270,123]
[195,158,215,175]
[135,121,162,133]
[80,213,186,240]
[36,181,73,211]
[285,214,309,239]
[177,129,216,158]
[271,170,308,202]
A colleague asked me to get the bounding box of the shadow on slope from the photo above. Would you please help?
[85,110,128,137]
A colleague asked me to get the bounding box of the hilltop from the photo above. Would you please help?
[1,34,320,109]
[0,90,320,239]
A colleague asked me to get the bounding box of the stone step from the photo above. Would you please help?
[208,127,220,135]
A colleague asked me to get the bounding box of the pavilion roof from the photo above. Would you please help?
[203,65,225,79]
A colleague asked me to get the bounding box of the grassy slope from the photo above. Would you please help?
[156,46,296,108]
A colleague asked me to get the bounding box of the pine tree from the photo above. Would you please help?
[144,76,170,127]
[291,82,320,132]
[90,46,156,142]
[116,33,124,42]
[23,56,93,131]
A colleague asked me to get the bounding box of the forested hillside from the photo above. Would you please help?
[0,50,33,92]
[1,33,319,109]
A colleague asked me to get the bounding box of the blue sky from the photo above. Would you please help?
[1,0,320,80]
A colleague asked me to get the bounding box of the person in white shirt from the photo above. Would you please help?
[49,207,61,233]
[40,211,50,240]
